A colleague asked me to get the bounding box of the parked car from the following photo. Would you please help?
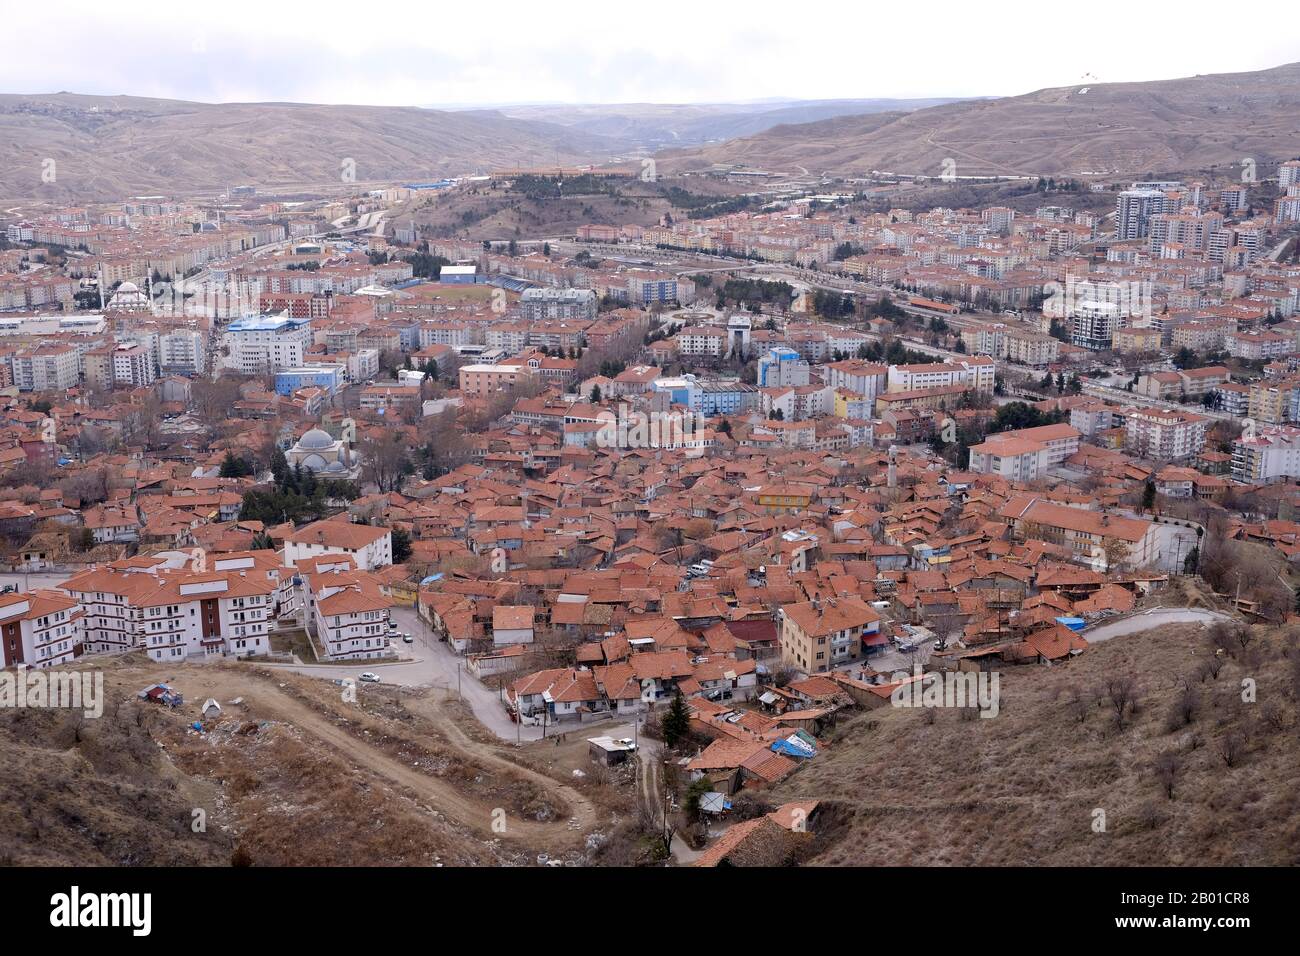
[358,672,381,683]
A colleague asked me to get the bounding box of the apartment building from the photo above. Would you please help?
[60,562,274,661]
[1227,330,1293,361]
[960,323,1008,357]
[1112,326,1162,354]
[284,519,394,571]
[520,287,597,322]
[458,361,535,397]
[221,313,313,374]
[1170,320,1236,352]
[1069,401,1120,437]
[967,423,1081,480]
[0,589,83,669]
[158,327,208,375]
[303,567,396,661]
[1213,381,1250,416]
[886,357,995,394]
[1232,425,1300,482]
[1136,366,1229,401]
[1115,186,1176,241]
[110,342,157,387]
[359,383,421,414]
[1001,496,1160,572]
[780,597,882,673]
[11,343,79,392]
[1248,376,1300,425]
[823,360,888,403]
[673,326,729,358]
[1004,329,1060,366]
[1125,408,1209,462]
[757,346,810,388]
[625,272,693,306]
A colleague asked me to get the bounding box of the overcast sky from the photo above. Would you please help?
[7,1,1299,107]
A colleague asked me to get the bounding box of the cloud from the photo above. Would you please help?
[5,1,1297,106]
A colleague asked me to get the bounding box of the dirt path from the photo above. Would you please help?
[125,664,593,852]
[402,693,600,834]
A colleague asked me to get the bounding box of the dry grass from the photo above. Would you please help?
[0,656,613,866]
[773,623,1300,866]
[161,709,499,866]
[0,667,233,866]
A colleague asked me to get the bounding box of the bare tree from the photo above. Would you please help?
[1153,749,1180,800]
[1103,676,1138,730]
[1215,730,1244,768]
[1166,678,1199,730]
[359,428,410,493]
[1066,684,1091,723]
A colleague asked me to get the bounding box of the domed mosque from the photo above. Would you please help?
[286,424,361,480]
[107,280,151,312]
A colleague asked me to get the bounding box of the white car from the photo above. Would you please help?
[358,672,381,683]
[401,634,414,644]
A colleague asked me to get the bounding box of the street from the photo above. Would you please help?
[0,570,78,592]
[265,604,558,742]
[1082,607,1232,643]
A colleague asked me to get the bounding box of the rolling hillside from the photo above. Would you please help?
[658,62,1300,180]
[0,93,622,202]
[495,98,965,149]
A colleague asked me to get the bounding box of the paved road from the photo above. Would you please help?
[0,570,75,592]
[1083,607,1233,644]
[266,604,566,742]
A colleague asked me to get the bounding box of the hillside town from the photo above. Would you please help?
[1,143,1299,870]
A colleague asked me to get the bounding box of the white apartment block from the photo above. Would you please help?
[673,327,728,358]
[59,562,275,662]
[111,342,157,387]
[968,424,1081,480]
[0,590,83,669]
[304,568,396,661]
[12,344,80,391]
[1232,425,1300,482]
[159,327,208,375]
[284,520,394,571]
[1125,408,1208,462]
[887,358,996,394]
[823,360,888,402]
[221,313,313,374]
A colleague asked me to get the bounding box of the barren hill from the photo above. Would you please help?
[496,97,963,149]
[658,62,1300,180]
[0,93,621,203]
[768,620,1300,866]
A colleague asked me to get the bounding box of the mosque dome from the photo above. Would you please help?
[298,428,335,450]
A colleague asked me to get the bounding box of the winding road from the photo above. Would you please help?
[1082,607,1233,644]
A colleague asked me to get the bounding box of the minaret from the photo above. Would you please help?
[887,444,898,489]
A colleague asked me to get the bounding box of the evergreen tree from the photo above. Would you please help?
[662,692,690,748]
[391,526,413,563]
[271,447,289,485]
